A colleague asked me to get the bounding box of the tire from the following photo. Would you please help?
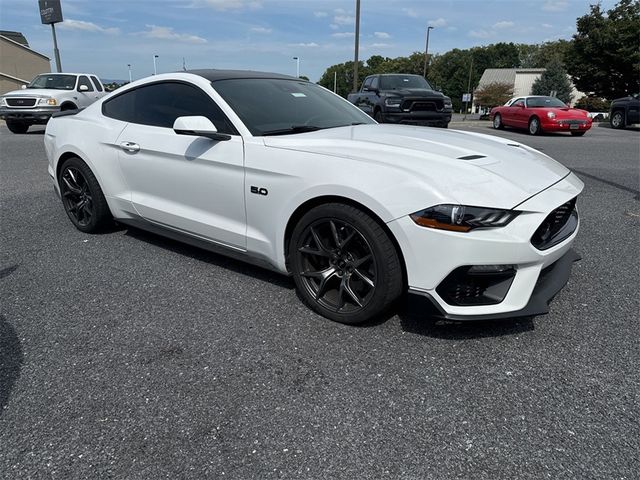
[289,203,403,324]
[570,131,586,136]
[374,110,384,123]
[610,111,625,129]
[58,156,112,233]
[528,116,542,135]
[6,121,29,134]
[493,113,503,129]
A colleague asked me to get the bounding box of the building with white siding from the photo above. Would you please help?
[472,68,584,113]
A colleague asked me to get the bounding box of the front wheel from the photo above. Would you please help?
[6,121,29,134]
[289,203,403,324]
[374,110,384,123]
[493,113,503,129]
[58,156,112,233]
[528,117,542,135]
[610,111,625,129]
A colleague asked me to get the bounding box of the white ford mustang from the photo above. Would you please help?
[45,70,583,324]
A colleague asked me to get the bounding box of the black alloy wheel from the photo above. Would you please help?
[59,157,111,233]
[374,110,384,123]
[290,203,402,324]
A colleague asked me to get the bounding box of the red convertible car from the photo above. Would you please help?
[490,96,592,136]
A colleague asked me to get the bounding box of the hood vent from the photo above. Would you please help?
[457,154,486,161]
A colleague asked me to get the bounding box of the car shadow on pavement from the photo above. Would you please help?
[123,226,295,290]
[0,314,24,417]
[398,312,535,339]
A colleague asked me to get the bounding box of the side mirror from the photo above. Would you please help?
[517,103,525,108]
[173,116,231,141]
[79,84,89,92]
[21,84,27,90]
[364,86,379,94]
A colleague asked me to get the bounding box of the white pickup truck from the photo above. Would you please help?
[0,73,107,133]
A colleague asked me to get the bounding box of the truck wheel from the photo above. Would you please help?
[610,111,625,129]
[374,110,384,123]
[6,121,29,134]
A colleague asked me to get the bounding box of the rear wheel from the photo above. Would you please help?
[493,113,503,129]
[6,121,29,134]
[289,203,402,324]
[570,131,586,136]
[528,116,542,135]
[59,156,111,233]
[610,111,625,129]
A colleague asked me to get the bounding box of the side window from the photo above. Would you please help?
[78,76,94,92]
[90,76,103,92]
[362,77,372,90]
[371,77,379,90]
[103,82,236,134]
[513,98,525,107]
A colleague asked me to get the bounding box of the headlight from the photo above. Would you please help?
[410,204,520,232]
[444,98,452,109]
[547,111,556,119]
[38,98,57,106]
[0,97,6,106]
[384,97,401,108]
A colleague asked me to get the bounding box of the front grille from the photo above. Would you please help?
[531,197,578,250]
[6,98,37,107]
[401,98,444,112]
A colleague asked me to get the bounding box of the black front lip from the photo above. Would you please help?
[407,248,581,321]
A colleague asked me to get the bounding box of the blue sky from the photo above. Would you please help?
[1,0,618,82]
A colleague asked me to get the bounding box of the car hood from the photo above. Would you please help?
[382,88,445,98]
[263,124,570,210]
[534,107,590,120]
[1,88,70,98]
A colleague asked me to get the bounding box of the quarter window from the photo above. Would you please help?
[90,76,103,92]
[102,81,236,134]
[362,77,373,90]
[78,76,94,92]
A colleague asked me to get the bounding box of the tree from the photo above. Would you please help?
[574,95,611,112]
[566,0,640,98]
[474,82,514,109]
[532,59,574,103]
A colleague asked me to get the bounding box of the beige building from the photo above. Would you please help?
[472,68,585,112]
[0,31,51,95]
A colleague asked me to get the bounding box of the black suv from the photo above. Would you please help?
[609,94,639,129]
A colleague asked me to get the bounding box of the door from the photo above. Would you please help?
[76,75,100,107]
[511,98,528,127]
[627,97,640,124]
[103,81,247,249]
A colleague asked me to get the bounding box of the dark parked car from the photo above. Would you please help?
[347,74,452,127]
[609,94,639,129]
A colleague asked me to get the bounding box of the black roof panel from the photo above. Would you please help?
[186,69,302,82]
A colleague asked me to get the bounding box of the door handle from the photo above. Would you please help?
[120,141,140,153]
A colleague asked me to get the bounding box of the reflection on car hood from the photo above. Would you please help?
[1,88,71,98]
[263,124,571,209]
[383,88,445,98]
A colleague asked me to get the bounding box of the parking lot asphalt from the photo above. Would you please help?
[1,123,638,479]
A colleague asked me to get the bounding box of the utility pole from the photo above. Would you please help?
[334,70,337,93]
[464,56,474,119]
[353,0,361,93]
[39,0,64,72]
[153,54,159,75]
[51,24,62,72]
[127,64,132,83]
[423,26,434,78]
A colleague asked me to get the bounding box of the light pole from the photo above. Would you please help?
[423,26,434,78]
[127,64,132,83]
[353,0,361,93]
[153,54,159,75]
[293,56,300,78]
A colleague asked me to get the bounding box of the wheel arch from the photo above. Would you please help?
[59,101,77,111]
[283,194,408,288]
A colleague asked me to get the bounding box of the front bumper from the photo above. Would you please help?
[542,118,592,132]
[382,110,452,126]
[0,106,60,123]
[388,172,584,320]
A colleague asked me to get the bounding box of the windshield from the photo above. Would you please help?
[526,96,568,108]
[212,78,375,136]
[28,74,76,90]
[379,75,432,90]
